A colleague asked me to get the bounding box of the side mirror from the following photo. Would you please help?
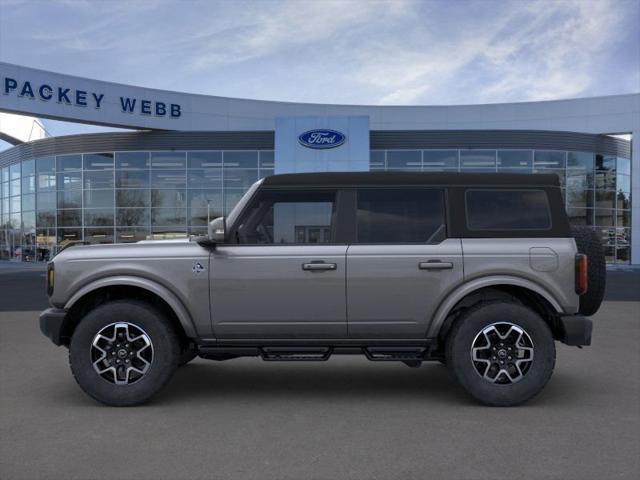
[208,216,226,243]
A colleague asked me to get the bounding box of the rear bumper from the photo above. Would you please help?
[39,308,68,346]
[558,314,593,346]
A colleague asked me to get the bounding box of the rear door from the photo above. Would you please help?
[346,188,463,338]
[210,188,348,338]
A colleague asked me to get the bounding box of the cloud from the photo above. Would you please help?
[0,0,637,106]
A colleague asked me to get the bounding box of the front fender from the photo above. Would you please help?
[64,275,197,338]
[426,275,564,338]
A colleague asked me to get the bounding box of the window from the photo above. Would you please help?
[236,190,336,244]
[466,189,551,230]
[356,189,445,243]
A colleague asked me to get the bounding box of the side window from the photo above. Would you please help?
[465,189,551,230]
[356,188,446,243]
[235,190,336,244]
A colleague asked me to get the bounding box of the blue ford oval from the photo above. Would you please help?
[298,129,346,149]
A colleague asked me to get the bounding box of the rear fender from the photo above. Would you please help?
[426,275,563,338]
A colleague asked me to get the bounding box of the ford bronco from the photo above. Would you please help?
[39,172,605,406]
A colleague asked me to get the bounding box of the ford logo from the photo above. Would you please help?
[298,129,346,149]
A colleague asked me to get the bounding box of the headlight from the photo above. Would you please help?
[47,262,55,296]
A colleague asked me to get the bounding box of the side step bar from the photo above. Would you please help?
[363,347,427,361]
[198,345,433,362]
[261,347,332,361]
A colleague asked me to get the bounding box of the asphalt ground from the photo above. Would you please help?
[1,266,639,479]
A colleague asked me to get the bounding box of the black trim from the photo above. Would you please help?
[262,172,561,188]
[558,315,593,346]
[39,308,68,346]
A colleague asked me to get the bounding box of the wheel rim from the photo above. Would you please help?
[471,322,534,384]
[91,322,154,385]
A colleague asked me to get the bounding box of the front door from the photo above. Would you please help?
[346,188,463,338]
[210,188,347,339]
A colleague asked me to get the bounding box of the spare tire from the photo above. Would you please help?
[572,226,606,316]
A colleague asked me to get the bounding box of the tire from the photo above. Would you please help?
[446,301,555,406]
[572,226,606,316]
[69,300,181,406]
[179,345,198,366]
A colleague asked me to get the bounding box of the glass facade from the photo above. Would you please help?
[0,147,632,264]
[371,149,632,264]
[0,150,274,261]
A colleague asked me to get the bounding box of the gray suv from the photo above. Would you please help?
[39,172,605,406]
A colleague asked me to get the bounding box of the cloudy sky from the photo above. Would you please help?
[0,0,638,139]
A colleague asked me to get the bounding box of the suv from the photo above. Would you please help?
[40,172,605,406]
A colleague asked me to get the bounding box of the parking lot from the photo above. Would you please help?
[1,265,639,480]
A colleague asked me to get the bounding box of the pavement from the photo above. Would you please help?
[0,267,639,480]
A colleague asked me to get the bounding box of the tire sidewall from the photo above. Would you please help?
[69,301,180,406]
[447,302,555,406]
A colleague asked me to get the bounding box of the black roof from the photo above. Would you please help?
[262,171,561,187]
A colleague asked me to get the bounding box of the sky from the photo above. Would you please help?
[0,0,638,142]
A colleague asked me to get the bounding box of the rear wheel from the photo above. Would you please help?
[446,301,555,406]
[69,300,180,406]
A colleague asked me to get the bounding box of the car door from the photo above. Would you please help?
[346,187,463,338]
[210,188,348,339]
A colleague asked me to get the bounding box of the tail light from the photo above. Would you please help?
[575,254,588,295]
[47,262,55,296]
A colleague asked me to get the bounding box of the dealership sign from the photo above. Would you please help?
[2,76,181,118]
[298,129,346,149]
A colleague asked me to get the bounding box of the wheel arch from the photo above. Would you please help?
[59,276,197,346]
[427,276,563,341]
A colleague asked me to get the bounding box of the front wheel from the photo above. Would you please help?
[69,300,181,406]
[446,301,555,406]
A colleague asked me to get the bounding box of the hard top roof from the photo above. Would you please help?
[261,171,560,187]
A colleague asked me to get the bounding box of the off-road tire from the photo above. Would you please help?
[69,300,180,406]
[446,301,556,406]
[572,226,606,316]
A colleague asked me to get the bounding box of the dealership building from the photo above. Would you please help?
[0,62,638,264]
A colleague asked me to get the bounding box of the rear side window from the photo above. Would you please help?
[465,189,551,230]
[356,189,445,243]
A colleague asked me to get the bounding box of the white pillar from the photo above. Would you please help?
[631,129,639,265]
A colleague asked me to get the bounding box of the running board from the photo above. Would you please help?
[260,347,332,361]
[363,347,428,362]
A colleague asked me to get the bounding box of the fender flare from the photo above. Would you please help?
[426,275,564,338]
[64,275,197,338]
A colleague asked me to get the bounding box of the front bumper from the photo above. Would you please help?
[39,308,68,346]
[558,315,593,346]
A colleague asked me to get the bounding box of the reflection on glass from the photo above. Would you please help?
[151,208,187,226]
[116,152,149,169]
[534,151,566,169]
[150,152,186,169]
[116,170,149,188]
[117,208,149,226]
[188,151,222,169]
[386,151,421,169]
[460,150,496,169]
[151,189,185,208]
[84,153,114,170]
[84,190,114,209]
[84,209,115,226]
[423,150,458,170]
[117,189,150,208]
[497,150,532,169]
[57,155,82,171]
[84,170,114,189]
[568,151,594,170]
[116,228,150,243]
[224,151,258,168]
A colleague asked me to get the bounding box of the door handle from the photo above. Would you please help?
[302,262,337,272]
[419,261,453,270]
